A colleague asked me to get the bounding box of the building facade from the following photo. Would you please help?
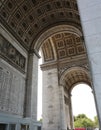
[0,0,101,130]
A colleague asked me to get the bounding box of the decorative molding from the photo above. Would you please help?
[52,33,85,60]
[42,39,54,62]
[64,96,70,105]
[40,62,57,71]
[40,56,88,72]
[29,49,41,58]
[58,58,89,78]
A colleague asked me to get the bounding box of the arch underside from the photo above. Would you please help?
[0,0,81,51]
[0,0,91,94]
[60,67,91,92]
[40,31,91,91]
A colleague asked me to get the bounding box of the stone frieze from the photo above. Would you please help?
[0,35,26,73]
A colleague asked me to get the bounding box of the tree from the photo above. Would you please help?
[38,118,42,122]
[74,114,94,128]
[94,116,99,127]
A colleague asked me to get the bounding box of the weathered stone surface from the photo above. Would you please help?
[0,0,101,130]
[77,0,101,126]
[0,58,25,116]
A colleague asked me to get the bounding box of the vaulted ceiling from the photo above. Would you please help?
[0,0,91,88]
[0,0,81,51]
[41,32,85,62]
[41,32,91,89]
[62,67,91,91]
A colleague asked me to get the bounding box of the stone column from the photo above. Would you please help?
[63,90,73,130]
[42,67,66,130]
[77,0,101,127]
[24,52,39,120]
[59,85,67,130]
[69,94,74,130]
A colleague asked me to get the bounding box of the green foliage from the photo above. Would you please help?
[94,116,99,127]
[39,118,42,122]
[74,114,87,121]
[74,114,95,128]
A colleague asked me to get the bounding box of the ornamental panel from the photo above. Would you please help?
[0,35,26,73]
[42,39,54,62]
[52,32,85,60]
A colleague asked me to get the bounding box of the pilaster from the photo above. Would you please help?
[77,0,101,127]
[59,85,67,130]
[42,67,67,130]
[24,52,39,120]
[69,94,74,130]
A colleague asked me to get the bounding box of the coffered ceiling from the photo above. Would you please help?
[63,68,91,91]
[41,32,91,89]
[0,0,91,89]
[41,32,85,62]
[0,0,81,51]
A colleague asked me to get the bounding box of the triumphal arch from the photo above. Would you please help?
[0,0,101,130]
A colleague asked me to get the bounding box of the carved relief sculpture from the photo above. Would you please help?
[0,35,26,72]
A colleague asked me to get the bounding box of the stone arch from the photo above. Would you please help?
[60,66,91,93]
[34,24,84,65]
[33,24,83,51]
[39,24,90,130]
[0,0,101,130]
[59,66,93,130]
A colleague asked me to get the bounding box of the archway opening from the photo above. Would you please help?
[36,25,90,129]
[71,83,98,128]
[35,23,95,129]
[37,51,42,121]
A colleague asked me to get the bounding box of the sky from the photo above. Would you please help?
[37,59,42,120]
[71,84,97,120]
[37,59,97,121]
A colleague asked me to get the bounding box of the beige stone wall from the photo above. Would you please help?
[0,59,26,116]
[42,67,70,130]
[0,23,27,116]
[77,0,101,127]
[42,68,62,130]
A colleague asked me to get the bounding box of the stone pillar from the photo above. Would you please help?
[59,86,67,130]
[64,90,73,130]
[77,0,101,127]
[69,95,74,130]
[24,52,39,120]
[42,68,66,130]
